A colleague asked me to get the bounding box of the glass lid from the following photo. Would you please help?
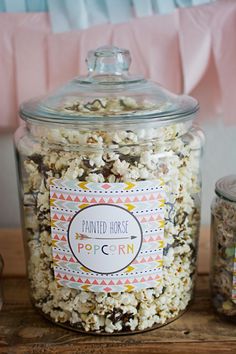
[20,45,199,124]
[215,175,236,203]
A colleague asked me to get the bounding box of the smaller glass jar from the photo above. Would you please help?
[211,175,236,319]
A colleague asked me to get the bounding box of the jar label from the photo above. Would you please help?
[49,178,166,292]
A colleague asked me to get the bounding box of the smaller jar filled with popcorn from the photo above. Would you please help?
[0,255,3,310]
[15,46,204,334]
[211,175,236,320]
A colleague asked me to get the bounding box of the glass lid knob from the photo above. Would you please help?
[86,46,131,76]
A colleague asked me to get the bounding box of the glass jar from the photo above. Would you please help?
[211,175,236,320]
[0,255,3,310]
[15,46,204,334]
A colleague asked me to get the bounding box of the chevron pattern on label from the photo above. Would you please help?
[50,179,166,293]
[53,268,163,292]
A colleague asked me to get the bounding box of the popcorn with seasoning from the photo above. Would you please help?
[15,46,204,334]
[211,176,236,319]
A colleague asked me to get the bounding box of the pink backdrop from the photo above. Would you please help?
[0,0,236,128]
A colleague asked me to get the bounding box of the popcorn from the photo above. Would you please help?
[85,173,105,183]
[112,159,130,176]
[16,97,201,334]
[64,162,84,179]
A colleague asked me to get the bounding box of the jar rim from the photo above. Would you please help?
[20,97,199,126]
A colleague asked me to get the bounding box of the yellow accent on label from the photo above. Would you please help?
[81,284,90,291]
[125,265,135,273]
[124,204,135,212]
[159,220,165,228]
[50,220,56,227]
[78,182,89,190]
[159,199,165,207]
[156,260,163,267]
[125,285,134,292]
[50,199,55,207]
[124,182,136,190]
[80,266,90,272]
[158,240,164,249]
[79,204,89,209]
[51,240,58,247]
[49,177,56,185]
[159,178,165,186]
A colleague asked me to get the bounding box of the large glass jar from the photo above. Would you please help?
[15,46,204,334]
[211,176,236,320]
